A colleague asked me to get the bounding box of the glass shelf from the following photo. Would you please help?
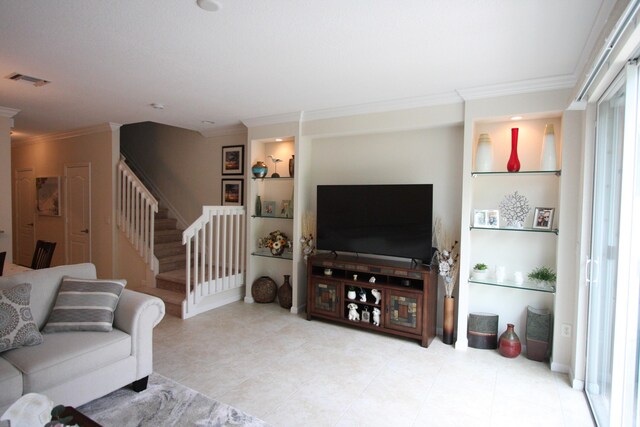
[251,176,294,181]
[470,226,558,235]
[472,170,561,177]
[251,251,293,260]
[251,215,293,220]
[469,278,556,293]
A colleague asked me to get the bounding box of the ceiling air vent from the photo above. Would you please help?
[5,72,50,87]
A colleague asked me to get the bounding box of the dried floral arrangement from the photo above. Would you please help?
[261,230,290,255]
[300,212,316,261]
[499,191,530,228]
[433,217,459,298]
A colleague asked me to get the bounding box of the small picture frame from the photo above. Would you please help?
[473,209,499,228]
[36,176,61,216]
[221,179,243,206]
[533,207,554,230]
[280,199,291,217]
[221,145,244,175]
[262,200,276,217]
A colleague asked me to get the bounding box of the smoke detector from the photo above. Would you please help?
[5,72,50,87]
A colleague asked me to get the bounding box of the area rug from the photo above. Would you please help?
[77,373,270,426]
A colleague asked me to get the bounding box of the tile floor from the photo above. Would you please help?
[152,302,595,427]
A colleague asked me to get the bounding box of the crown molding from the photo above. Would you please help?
[241,111,303,128]
[20,122,122,145]
[457,75,577,101]
[0,106,21,118]
[302,92,463,122]
[199,123,247,138]
[567,100,588,111]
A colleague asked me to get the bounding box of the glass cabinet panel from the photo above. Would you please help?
[311,279,340,318]
[386,291,422,334]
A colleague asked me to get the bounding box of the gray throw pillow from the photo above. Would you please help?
[43,276,126,333]
[0,283,43,353]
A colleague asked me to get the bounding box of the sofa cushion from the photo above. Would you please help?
[2,329,131,393]
[43,277,126,333]
[0,264,97,329]
[0,283,43,353]
[0,357,22,410]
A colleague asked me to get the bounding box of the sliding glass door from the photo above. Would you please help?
[586,62,640,427]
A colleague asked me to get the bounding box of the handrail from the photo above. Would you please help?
[182,205,246,318]
[116,156,158,268]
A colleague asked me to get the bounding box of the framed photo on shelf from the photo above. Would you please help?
[221,179,243,206]
[532,207,554,229]
[221,145,244,175]
[280,199,291,217]
[36,176,61,216]
[262,200,276,217]
[473,209,499,228]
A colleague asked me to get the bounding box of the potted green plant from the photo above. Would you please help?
[472,263,489,280]
[528,266,556,287]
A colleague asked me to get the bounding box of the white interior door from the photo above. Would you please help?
[65,164,91,264]
[15,168,35,266]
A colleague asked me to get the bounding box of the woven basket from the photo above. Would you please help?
[251,276,277,303]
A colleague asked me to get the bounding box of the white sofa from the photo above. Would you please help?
[0,263,165,413]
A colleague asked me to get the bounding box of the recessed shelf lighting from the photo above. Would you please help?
[275,138,283,142]
[511,116,523,121]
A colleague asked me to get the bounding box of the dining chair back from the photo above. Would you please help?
[31,240,56,270]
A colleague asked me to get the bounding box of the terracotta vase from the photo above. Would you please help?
[507,128,521,172]
[289,155,295,177]
[443,296,455,345]
[278,275,292,309]
[498,323,522,358]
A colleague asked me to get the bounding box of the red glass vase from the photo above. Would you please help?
[507,128,520,172]
[499,323,522,358]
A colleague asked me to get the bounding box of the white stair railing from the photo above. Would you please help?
[182,206,246,318]
[117,156,158,268]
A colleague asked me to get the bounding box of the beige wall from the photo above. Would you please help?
[120,122,247,225]
[11,124,119,278]
[0,115,15,261]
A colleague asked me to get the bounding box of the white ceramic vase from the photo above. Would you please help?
[475,133,493,172]
[540,124,557,171]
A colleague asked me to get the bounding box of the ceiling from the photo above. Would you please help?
[0,1,616,141]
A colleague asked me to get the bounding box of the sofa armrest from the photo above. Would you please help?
[113,289,165,379]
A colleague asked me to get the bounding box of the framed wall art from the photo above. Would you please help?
[36,176,61,216]
[221,179,243,206]
[221,145,244,175]
[532,207,554,230]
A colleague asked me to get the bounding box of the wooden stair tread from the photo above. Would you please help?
[156,269,187,283]
[136,286,185,305]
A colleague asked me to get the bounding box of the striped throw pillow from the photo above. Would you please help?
[43,277,126,333]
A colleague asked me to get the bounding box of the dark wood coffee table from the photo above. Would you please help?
[58,406,102,427]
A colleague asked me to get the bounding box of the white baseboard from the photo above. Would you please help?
[291,303,306,314]
[182,286,245,319]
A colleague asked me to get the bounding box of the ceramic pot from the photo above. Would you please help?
[251,161,268,178]
[475,133,493,172]
[507,128,521,172]
[270,245,285,256]
[278,275,293,309]
[255,195,262,217]
[289,155,295,177]
[251,276,277,303]
[347,290,356,300]
[540,124,557,171]
[498,323,522,358]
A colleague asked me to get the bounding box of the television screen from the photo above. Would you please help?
[316,184,433,263]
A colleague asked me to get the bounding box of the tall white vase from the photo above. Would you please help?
[475,133,493,172]
[540,124,557,171]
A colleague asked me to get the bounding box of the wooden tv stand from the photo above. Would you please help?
[306,254,438,347]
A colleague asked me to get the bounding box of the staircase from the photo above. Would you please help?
[138,206,188,318]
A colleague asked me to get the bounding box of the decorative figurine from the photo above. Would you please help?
[372,308,381,326]
[369,276,376,283]
[347,303,360,321]
[353,274,358,281]
[358,288,367,302]
[371,289,381,305]
[324,268,332,276]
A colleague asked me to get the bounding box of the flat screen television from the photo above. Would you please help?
[316,184,433,263]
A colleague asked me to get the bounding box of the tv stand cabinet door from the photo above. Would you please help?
[309,278,341,318]
[384,290,423,335]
